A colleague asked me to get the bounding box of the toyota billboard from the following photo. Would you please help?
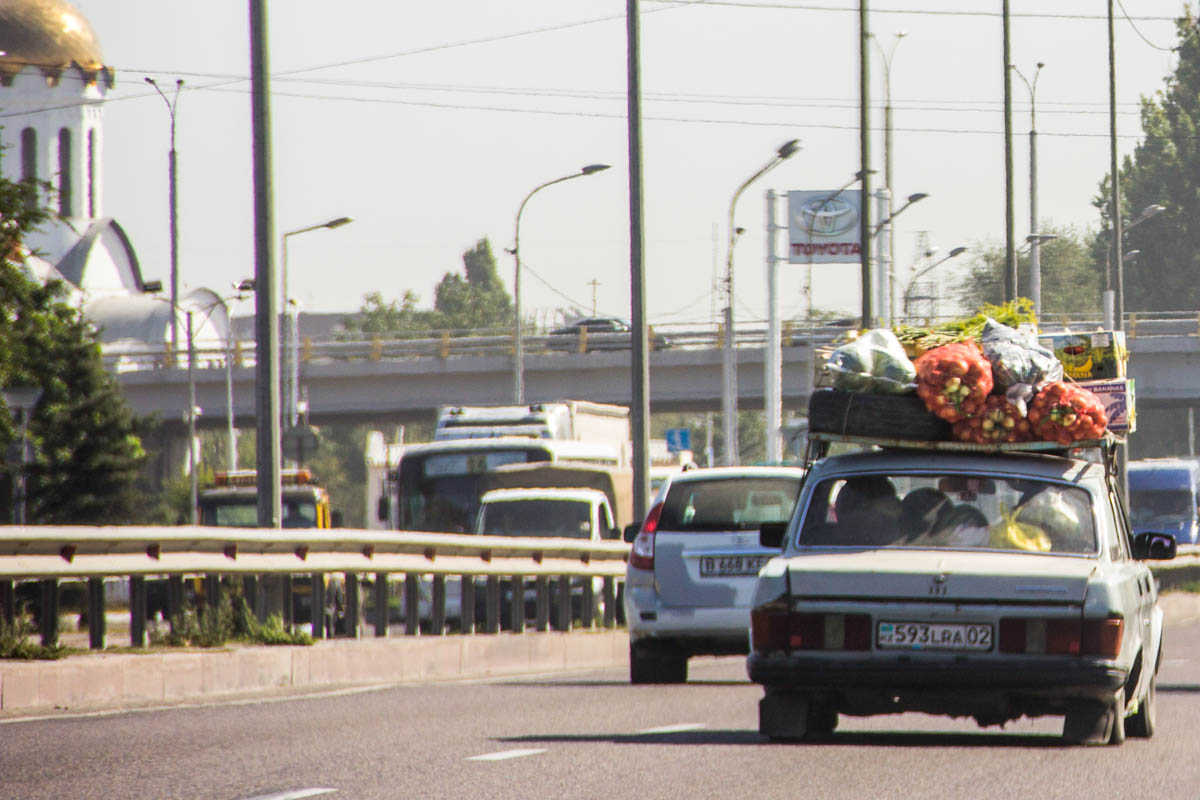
[787,189,863,264]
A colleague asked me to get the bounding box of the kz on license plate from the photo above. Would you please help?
[877,621,993,652]
[699,555,770,577]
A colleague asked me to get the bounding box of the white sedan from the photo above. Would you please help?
[748,443,1177,745]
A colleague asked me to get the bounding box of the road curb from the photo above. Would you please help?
[0,630,629,713]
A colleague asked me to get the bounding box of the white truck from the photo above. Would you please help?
[434,400,631,458]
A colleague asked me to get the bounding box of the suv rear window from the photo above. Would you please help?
[659,477,802,532]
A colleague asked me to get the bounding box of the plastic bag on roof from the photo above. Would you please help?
[981,317,1063,390]
[824,328,917,395]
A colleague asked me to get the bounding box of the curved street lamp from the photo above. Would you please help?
[1106,203,1165,328]
[145,77,184,357]
[722,139,800,465]
[281,216,353,429]
[1011,61,1045,316]
[511,164,610,404]
[871,31,908,322]
[903,245,968,320]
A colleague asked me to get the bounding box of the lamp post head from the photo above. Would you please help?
[142,280,163,293]
[237,278,256,292]
[324,216,353,230]
[580,164,610,176]
[949,246,968,258]
[1138,204,1166,221]
[776,139,801,160]
[906,192,929,204]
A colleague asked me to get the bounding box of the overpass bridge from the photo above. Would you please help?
[107,316,1200,431]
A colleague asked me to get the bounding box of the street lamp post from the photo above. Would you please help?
[903,246,968,319]
[871,31,907,321]
[511,164,610,404]
[1105,203,1165,329]
[723,139,799,466]
[3,386,42,525]
[872,191,928,327]
[281,217,353,430]
[145,77,184,358]
[1011,62,1045,317]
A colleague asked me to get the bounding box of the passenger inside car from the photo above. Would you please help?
[833,475,903,546]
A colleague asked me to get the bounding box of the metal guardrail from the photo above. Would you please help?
[100,311,1200,372]
[0,526,631,651]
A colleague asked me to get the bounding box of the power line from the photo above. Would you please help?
[657,0,1184,21]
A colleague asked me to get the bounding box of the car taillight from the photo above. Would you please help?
[629,502,663,571]
[750,606,870,653]
[999,616,1123,658]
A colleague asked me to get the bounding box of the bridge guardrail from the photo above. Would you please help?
[101,311,1200,373]
[0,526,631,651]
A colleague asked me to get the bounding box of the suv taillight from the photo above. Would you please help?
[629,502,663,571]
[998,616,1124,658]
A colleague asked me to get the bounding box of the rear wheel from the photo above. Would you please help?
[1127,674,1156,738]
[629,642,688,684]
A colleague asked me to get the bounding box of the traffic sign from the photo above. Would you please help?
[282,424,320,464]
[664,427,691,453]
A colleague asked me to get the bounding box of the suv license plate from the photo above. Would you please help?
[699,555,771,577]
[877,621,993,652]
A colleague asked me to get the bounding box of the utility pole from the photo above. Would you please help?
[588,279,601,315]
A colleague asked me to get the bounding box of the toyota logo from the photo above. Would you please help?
[794,196,859,237]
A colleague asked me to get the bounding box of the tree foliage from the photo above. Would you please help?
[0,179,150,523]
[1093,11,1200,312]
[344,238,513,335]
[952,223,1102,320]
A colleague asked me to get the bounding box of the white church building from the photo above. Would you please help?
[0,0,228,358]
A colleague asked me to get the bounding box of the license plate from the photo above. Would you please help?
[877,621,993,652]
[699,555,771,577]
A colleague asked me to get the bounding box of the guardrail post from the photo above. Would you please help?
[581,577,595,630]
[534,576,550,632]
[344,573,361,638]
[39,578,59,646]
[430,575,447,635]
[485,576,501,634]
[0,579,14,627]
[167,575,185,632]
[130,576,147,647]
[553,576,571,632]
[310,573,326,639]
[602,577,617,628]
[87,577,106,650]
[460,574,476,633]
[439,331,450,359]
[281,575,294,628]
[578,326,588,354]
[204,573,220,619]
[509,574,525,634]
[403,573,419,635]
[376,573,391,637]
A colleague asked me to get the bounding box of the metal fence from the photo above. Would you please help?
[0,526,631,650]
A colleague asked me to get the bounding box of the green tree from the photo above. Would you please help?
[0,179,150,523]
[953,223,1102,319]
[340,290,435,336]
[1094,11,1200,313]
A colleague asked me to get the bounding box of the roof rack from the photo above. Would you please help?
[804,431,1122,475]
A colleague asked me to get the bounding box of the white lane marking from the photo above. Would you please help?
[241,790,336,800]
[467,748,547,762]
[636,722,706,735]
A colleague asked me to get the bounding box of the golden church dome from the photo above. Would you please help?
[0,0,112,87]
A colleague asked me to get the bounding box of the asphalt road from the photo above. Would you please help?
[4,624,1200,800]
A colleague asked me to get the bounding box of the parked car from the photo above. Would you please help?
[623,466,806,683]
[748,440,1177,744]
[549,316,670,352]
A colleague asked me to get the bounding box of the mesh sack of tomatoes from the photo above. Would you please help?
[914,342,994,422]
[1027,381,1108,444]
[952,395,1034,444]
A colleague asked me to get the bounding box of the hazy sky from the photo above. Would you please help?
[78,1,1190,328]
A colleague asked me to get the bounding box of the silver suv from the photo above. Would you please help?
[623,466,805,683]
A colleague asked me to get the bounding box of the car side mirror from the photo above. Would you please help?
[376,496,389,522]
[1132,531,1177,561]
[331,509,345,529]
[760,521,788,549]
[623,523,641,543]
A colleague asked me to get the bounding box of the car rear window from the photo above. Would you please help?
[797,473,1098,554]
[659,477,802,532]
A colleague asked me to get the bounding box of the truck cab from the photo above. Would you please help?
[1128,458,1200,544]
[475,487,620,540]
[198,468,338,529]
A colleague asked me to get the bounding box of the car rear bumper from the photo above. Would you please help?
[748,652,1127,696]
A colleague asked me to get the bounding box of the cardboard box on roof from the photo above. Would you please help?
[1038,330,1127,380]
[1078,378,1136,434]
